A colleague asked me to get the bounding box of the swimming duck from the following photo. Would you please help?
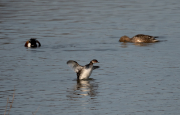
[67,59,100,80]
[24,38,41,47]
[119,34,159,43]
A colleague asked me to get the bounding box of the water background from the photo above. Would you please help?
[1,0,180,115]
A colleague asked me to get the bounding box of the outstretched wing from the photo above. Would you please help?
[93,66,100,70]
[67,60,83,73]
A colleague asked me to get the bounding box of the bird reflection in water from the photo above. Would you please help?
[120,42,154,48]
[73,79,98,97]
[120,42,128,48]
[134,43,154,46]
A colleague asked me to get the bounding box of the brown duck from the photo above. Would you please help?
[119,34,159,43]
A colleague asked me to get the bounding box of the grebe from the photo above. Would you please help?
[67,59,100,80]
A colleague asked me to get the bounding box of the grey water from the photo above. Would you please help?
[0,0,180,115]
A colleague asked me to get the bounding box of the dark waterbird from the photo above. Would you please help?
[25,38,41,47]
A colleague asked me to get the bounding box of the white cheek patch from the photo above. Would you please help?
[28,43,31,47]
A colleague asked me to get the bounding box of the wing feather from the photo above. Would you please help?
[67,60,83,73]
[93,66,100,70]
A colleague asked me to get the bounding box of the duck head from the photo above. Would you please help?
[90,59,99,64]
[119,36,131,42]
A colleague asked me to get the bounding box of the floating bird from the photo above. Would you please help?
[25,38,41,47]
[67,59,100,80]
[119,34,159,43]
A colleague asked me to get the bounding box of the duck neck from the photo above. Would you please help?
[89,62,93,65]
[129,38,133,42]
[125,37,131,42]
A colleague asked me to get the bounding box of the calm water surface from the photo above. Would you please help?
[1,0,180,115]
